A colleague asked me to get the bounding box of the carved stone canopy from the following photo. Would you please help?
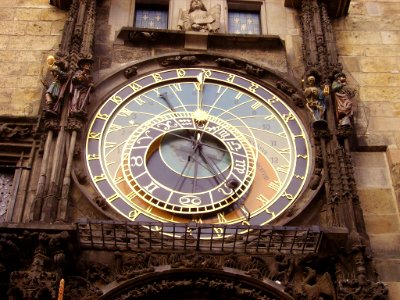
[284,0,351,18]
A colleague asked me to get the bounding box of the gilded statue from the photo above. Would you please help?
[303,75,328,122]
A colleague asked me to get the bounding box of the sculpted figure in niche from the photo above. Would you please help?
[69,58,94,117]
[178,0,221,32]
[332,72,356,127]
[303,75,327,122]
[42,56,69,116]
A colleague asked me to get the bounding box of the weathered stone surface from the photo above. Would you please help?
[360,101,400,119]
[366,45,400,57]
[14,0,50,8]
[25,21,53,35]
[365,2,382,16]
[364,214,400,234]
[357,133,397,148]
[340,56,360,72]
[335,31,382,45]
[338,15,400,31]
[0,9,15,20]
[0,1,17,8]
[387,147,400,166]
[369,234,400,258]
[358,189,397,215]
[353,152,392,188]
[385,282,400,300]
[352,151,388,168]
[368,117,400,132]
[14,8,43,20]
[360,86,400,102]
[0,1,64,115]
[354,167,392,188]
[359,57,399,73]
[380,3,400,16]
[352,73,400,87]
[374,258,400,281]
[348,1,366,15]
[336,44,366,56]
[6,35,60,50]
[266,3,287,36]
[381,31,400,44]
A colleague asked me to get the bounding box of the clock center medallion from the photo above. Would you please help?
[158,129,231,179]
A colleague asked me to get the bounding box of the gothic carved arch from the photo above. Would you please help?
[99,268,293,300]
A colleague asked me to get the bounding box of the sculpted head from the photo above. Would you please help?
[189,0,207,12]
[307,75,316,86]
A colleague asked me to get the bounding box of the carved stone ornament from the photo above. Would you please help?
[124,66,138,79]
[0,123,33,139]
[43,118,60,131]
[276,81,304,108]
[159,55,200,67]
[177,0,221,33]
[6,231,72,300]
[67,116,85,131]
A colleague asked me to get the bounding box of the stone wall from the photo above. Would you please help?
[0,0,67,117]
[333,1,400,299]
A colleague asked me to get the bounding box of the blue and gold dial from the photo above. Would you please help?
[85,68,311,229]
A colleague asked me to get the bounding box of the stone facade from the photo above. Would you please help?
[0,0,399,299]
[0,0,67,117]
[333,2,400,298]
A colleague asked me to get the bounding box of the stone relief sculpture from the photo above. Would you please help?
[303,75,328,122]
[0,123,31,139]
[178,0,221,32]
[332,72,356,127]
[69,58,94,117]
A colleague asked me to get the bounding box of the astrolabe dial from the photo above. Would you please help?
[85,67,311,230]
[120,111,257,215]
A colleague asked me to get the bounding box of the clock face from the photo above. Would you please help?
[85,67,311,235]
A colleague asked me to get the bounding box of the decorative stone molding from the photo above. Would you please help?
[285,0,351,18]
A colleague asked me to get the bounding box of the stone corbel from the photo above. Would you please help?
[49,0,73,11]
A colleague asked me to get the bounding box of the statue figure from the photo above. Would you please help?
[332,72,356,127]
[178,0,221,33]
[303,75,327,122]
[42,56,69,116]
[69,58,94,117]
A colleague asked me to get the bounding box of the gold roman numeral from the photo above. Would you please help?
[268,180,281,191]
[256,194,271,205]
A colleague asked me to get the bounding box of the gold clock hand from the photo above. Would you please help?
[198,146,225,185]
[196,71,205,111]
[173,134,203,191]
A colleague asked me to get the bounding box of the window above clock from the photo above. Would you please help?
[227,0,263,35]
[131,0,266,35]
[134,1,169,30]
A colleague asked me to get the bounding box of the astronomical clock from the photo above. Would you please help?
[85,65,313,237]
